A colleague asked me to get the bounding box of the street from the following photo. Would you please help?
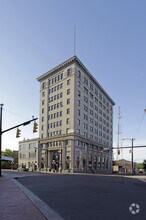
[2,170,146,220]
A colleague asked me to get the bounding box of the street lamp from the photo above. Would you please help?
[122,138,135,175]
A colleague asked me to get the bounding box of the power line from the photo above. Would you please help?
[134,110,146,137]
[3,108,29,120]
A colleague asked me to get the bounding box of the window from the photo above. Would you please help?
[78,109,80,116]
[42,100,45,105]
[90,109,93,116]
[78,90,81,97]
[90,83,93,91]
[60,111,62,116]
[78,81,81,87]
[90,93,93,99]
[48,80,51,86]
[67,79,71,86]
[84,105,88,112]
[77,119,80,125]
[90,118,93,124]
[95,121,98,126]
[67,98,70,105]
[66,128,69,134]
[67,68,71,77]
[60,83,63,89]
[42,82,46,89]
[83,123,88,129]
[84,87,88,94]
[84,96,88,103]
[78,70,81,78]
[42,108,44,114]
[90,101,93,107]
[77,129,80,134]
[67,89,70,95]
[95,88,98,96]
[60,93,63,98]
[65,140,70,145]
[95,105,98,111]
[61,73,63,79]
[42,117,44,122]
[67,108,70,114]
[42,91,45,97]
[84,76,88,85]
[78,100,80,106]
[66,118,70,125]
[84,114,88,120]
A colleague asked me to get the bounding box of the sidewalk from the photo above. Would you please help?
[0,175,47,220]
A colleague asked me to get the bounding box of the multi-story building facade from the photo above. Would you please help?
[36,56,115,173]
[19,138,40,171]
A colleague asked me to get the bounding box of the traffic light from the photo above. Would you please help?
[16,128,21,138]
[33,121,38,133]
[118,149,120,155]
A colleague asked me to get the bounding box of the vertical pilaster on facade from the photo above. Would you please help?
[92,148,95,171]
[62,140,66,171]
[38,142,42,170]
[70,139,74,172]
[48,150,51,170]
[44,143,48,170]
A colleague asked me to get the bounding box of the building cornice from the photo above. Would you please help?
[37,56,77,82]
[37,55,115,105]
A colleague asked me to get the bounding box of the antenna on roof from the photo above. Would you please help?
[74,25,76,56]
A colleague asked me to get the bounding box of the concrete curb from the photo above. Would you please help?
[13,179,64,220]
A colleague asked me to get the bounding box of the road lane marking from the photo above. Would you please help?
[139,179,146,183]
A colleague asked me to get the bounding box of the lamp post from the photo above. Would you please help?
[122,138,135,175]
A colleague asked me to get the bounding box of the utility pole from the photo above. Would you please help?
[117,106,122,159]
[131,138,135,175]
[0,104,38,177]
[0,104,4,176]
[122,138,135,175]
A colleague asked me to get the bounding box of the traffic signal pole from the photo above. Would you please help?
[0,104,38,177]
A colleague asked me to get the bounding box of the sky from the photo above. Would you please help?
[0,0,146,162]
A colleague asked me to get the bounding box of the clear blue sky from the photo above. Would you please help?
[0,0,146,162]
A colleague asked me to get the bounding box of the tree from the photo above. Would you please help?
[143,160,146,171]
[1,148,14,169]
[136,163,144,170]
[2,148,14,157]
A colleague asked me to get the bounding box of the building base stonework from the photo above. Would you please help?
[38,134,112,174]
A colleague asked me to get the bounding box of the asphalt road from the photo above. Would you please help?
[12,172,146,220]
